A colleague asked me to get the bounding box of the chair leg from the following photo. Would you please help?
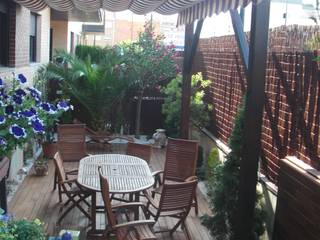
[182,222,192,240]
[58,194,91,224]
[53,170,57,191]
[58,184,62,203]
[193,193,199,215]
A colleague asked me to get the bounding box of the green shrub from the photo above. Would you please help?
[205,147,220,180]
[9,219,45,240]
[0,209,45,240]
[201,98,266,240]
[75,45,105,64]
[161,73,212,137]
[196,146,205,180]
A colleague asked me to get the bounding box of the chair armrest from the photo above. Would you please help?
[143,190,158,209]
[112,202,146,210]
[151,170,164,177]
[113,220,155,230]
[185,176,198,182]
[152,170,164,187]
[65,169,78,175]
[61,178,77,184]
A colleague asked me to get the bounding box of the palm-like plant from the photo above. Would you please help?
[47,50,128,131]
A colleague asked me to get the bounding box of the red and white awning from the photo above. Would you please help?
[15,0,252,25]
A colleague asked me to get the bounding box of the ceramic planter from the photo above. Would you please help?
[34,162,49,176]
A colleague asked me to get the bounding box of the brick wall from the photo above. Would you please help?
[195,25,320,183]
[0,3,50,86]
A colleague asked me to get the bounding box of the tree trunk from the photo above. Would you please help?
[135,90,144,137]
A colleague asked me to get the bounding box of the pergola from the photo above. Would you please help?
[8,0,271,239]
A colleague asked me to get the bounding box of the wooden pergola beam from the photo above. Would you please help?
[235,0,271,239]
[180,19,204,139]
[230,9,249,72]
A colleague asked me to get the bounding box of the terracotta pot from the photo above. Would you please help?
[34,162,48,176]
[42,142,58,159]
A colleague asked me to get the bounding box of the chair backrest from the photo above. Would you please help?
[98,167,117,228]
[126,142,152,163]
[53,152,66,182]
[164,138,199,182]
[158,177,198,213]
[57,124,87,162]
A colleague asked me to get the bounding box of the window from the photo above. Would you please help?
[30,13,37,62]
[0,1,9,66]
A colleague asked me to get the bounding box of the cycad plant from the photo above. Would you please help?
[47,50,128,131]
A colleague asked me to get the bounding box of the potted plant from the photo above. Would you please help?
[33,154,48,176]
[0,73,72,175]
[33,65,73,158]
[0,208,46,239]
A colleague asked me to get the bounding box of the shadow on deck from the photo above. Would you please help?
[9,144,212,240]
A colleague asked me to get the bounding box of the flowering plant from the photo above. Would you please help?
[0,73,72,158]
[122,20,178,136]
[0,208,45,240]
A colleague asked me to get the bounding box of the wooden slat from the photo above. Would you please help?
[273,157,320,240]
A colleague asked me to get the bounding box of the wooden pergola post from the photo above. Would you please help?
[235,0,271,239]
[180,20,204,139]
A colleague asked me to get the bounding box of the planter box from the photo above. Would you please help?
[42,142,58,159]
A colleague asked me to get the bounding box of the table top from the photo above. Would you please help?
[77,154,155,193]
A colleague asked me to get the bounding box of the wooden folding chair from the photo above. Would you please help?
[53,124,88,202]
[98,167,156,240]
[53,152,92,224]
[144,176,198,240]
[152,137,199,214]
[126,142,152,164]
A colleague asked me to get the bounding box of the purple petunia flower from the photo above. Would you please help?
[15,88,27,97]
[12,112,20,120]
[20,110,36,119]
[12,95,23,105]
[9,124,27,139]
[0,137,7,146]
[30,107,36,114]
[0,116,5,124]
[0,78,4,88]
[0,213,11,222]
[27,87,41,98]
[31,119,45,134]
[41,102,51,112]
[17,73,27,84]
[5,105,14,115]
[0,89,7,99]
[57,101,72,111]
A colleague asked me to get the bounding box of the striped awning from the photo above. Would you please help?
[15,0,252,25]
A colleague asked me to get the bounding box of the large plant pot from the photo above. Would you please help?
[42,142,57,159]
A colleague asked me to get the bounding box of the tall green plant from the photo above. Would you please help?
[161,73,212,137]
[47,50,128,131]
[202,98,266,240]
[123,21,177,136]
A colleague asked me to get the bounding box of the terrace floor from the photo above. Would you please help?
[9,144,213,240]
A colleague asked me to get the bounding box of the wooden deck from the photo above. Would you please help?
[9,144,213,240]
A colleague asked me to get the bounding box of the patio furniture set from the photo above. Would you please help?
[52,124,199,240]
